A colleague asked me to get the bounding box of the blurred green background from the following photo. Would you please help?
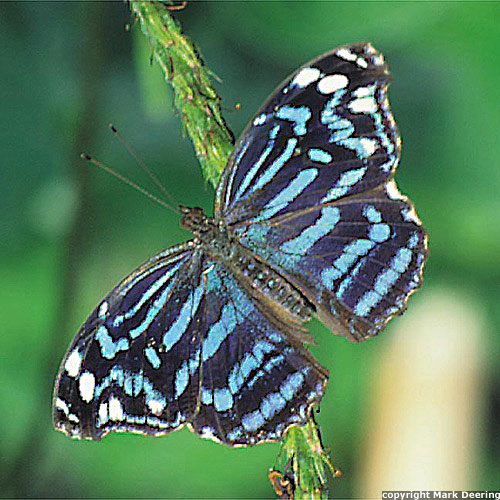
[1,1,499,498]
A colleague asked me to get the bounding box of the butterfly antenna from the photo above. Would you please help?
[80,153,178,214]
[109,124,180,208]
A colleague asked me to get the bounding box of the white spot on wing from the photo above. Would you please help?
[292,67,321,88]
[373,53,385,66]
[336,48,357,62]
[386,180,404,200]
[147,398,165,415]
[365,44,376,55]
[356,57,368,68]
[98,402,108,422]
[108,397,124,421]
[349,96,377,114]
[353,85,375,98]
[359,137,377,157]
[64,349,82,378]
[56,397,69,414]
[79,372,95,403]
[252,113,266,126]
[199,426,219,442]
[56,397,80,423]
[98,301,108,319]
[403,205,422,224]
[317,74,349,94]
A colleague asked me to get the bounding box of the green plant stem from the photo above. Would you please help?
[276,418,338,499]
[131,0,233,189]
[129,2,336,498]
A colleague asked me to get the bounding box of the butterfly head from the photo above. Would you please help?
[179,205,214,235]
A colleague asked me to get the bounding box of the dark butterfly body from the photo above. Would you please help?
[53,43,427,446]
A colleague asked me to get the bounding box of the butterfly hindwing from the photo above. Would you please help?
[233,184,427,341]
[189,261,327,445]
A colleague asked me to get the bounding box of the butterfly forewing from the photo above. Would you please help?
[53,244,203,439]
[216,43,399,225]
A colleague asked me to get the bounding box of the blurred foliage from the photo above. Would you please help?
[1,2,499,498]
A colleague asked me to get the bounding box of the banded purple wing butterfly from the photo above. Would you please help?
[53,43,427,446]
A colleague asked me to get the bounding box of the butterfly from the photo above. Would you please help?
[53,42,427,446]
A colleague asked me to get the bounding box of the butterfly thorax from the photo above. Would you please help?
[179,205,313,322]
[180,205,235,259]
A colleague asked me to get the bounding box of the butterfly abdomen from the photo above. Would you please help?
[203,236,313,326]
[228,245,313,322]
